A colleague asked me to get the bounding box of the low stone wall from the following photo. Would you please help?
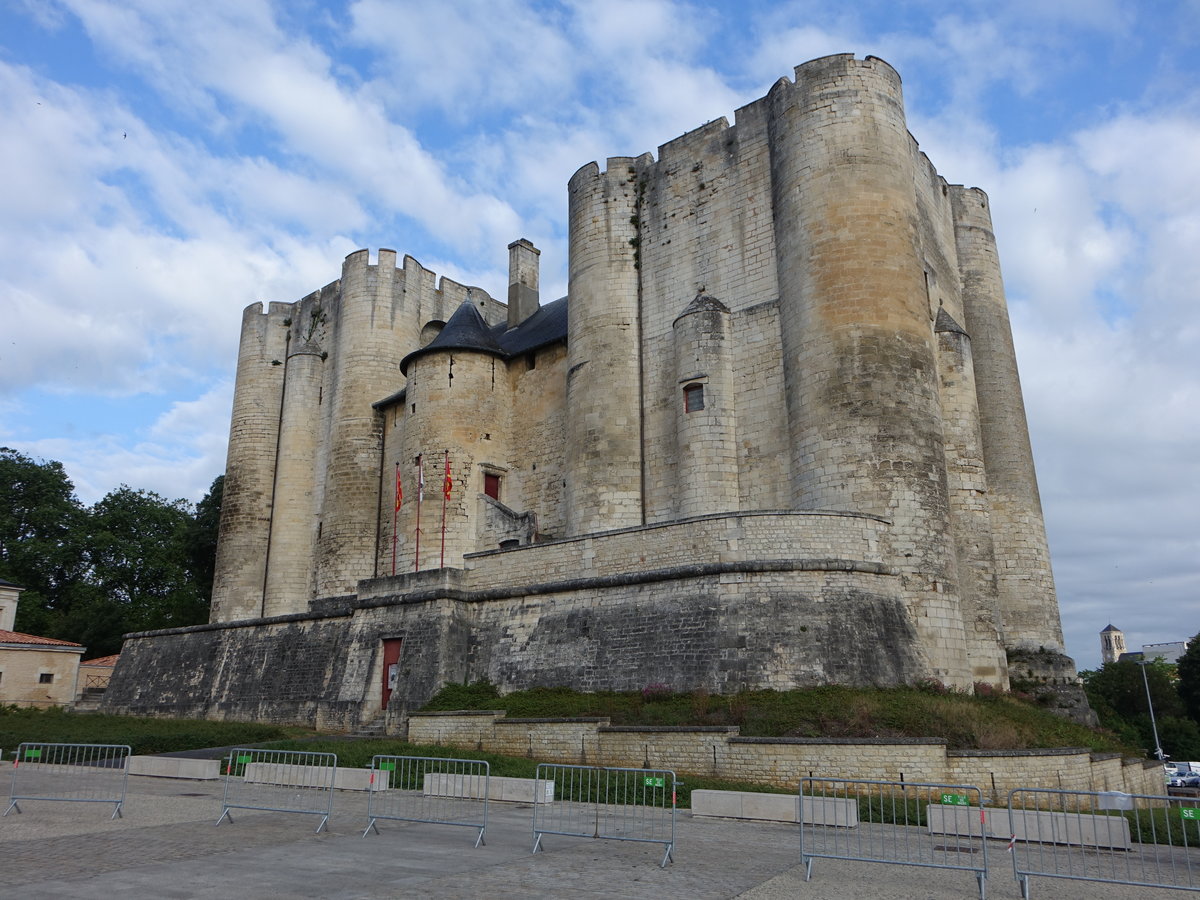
[407,711,1166,801]
[461,510,890,589]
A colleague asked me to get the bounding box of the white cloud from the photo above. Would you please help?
[12,381,233,505]
[348,0,577,117]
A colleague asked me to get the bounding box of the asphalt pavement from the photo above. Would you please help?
[0,766,1187,899]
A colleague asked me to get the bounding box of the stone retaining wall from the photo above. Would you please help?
[407,711,1165,801]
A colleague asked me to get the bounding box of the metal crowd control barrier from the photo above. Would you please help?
[532,764,676,867]
[215,747,337,833]
[1008,788,1200,897]
[799,777,989,900]
[363,755,489,846]
[4,742,130,819]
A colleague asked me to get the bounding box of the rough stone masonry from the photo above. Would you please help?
[104,54,1084,731]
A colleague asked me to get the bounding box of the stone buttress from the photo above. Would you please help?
[262,286,333,615]
[951,186,1065,655]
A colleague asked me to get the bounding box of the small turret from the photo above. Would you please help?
[672,291,738,518]
[399,300,511,570]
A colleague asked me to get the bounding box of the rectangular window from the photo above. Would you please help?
[484,473,501,500]
[684,383,705,412]
[39,673,54,684]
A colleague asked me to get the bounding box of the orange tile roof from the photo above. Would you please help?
[0,629,83,648]
[81,654,120,667]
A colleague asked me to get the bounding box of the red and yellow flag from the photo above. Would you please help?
[443,453,453,500]
[394,463,403,511]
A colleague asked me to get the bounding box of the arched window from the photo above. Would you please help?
[683,383,705,412]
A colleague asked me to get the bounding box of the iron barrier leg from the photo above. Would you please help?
[660,841,673,868]
[363,817,380,837]
[803,855,814,881]
[4,800,20,816]
[532,832,544,855]
[110,800,123,820]
[314,813,329,834]
[215,807,233,826]
[976,870,986,900]
[474,825,485,849]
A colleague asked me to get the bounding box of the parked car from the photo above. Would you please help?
[1169,772,1200,788]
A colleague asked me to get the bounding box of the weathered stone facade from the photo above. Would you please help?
[105,55,1079,730]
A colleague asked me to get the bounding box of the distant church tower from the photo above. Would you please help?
[1100,624,1127,664]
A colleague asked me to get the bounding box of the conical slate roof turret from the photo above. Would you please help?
[400,300,504,374]
[673,290,730,326]
[934,306,968,336]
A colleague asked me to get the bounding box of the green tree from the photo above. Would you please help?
[184,475,222,601]
[0,447,92,636]
[82,486,208,653]
[0,449,217,655]
[1178,632,1200,723]
[1081,658,1188,758]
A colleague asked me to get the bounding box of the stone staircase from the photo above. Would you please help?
[352,716,388,738]
[73,686,107,712]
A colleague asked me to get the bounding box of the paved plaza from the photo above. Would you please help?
[0,766,1187,899]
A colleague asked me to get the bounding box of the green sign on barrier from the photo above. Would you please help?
[378,762,396,771]
[940,793,970,806]
[24,748,41,760]
[236,754,252,764]
[1181,807,1199,820]
[644,776,665,788]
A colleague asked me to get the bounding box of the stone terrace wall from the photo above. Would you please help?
[459,509,892,591]
[408,711,1166,801]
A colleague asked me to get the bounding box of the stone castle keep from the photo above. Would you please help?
[105,54,1078,729]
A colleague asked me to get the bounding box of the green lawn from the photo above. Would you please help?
[0,705,309,756]
[421,681,1134,754]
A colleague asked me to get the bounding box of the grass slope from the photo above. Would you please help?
[0,706,308,755]
[421,682,1133,754]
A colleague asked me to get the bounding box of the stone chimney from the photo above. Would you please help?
[507,238,540,329]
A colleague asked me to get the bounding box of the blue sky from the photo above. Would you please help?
[2,0,1198,669]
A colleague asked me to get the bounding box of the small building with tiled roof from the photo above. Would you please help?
[0,579,87,708]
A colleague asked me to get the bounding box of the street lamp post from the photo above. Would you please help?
[1136,658,1166,760]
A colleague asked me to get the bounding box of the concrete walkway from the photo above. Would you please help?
[0,768,1186,899]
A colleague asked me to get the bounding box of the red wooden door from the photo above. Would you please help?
[381,639,403,709]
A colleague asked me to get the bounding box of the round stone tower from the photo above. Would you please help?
[262,295,327,617]
[951,186,1064,653]
[672,291,738,518]
[399,300,510,570]
[315,249,411,597]
[564,159,644,536]
[768,54,970,685]
[210,301,289,622]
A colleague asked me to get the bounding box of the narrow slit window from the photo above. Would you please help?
[683,383,705,412]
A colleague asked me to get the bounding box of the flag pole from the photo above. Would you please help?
[391,462,400,576]
[414,454,423,572]
[440,449,450,569]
